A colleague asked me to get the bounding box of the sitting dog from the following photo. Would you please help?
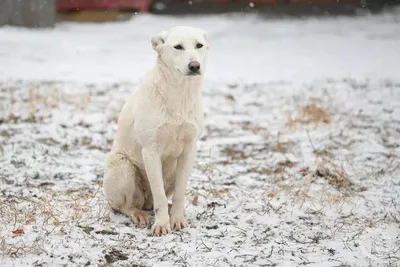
[103,26,209,236]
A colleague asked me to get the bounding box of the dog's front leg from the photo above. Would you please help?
[170,146,196,230]
[142,148,171,236]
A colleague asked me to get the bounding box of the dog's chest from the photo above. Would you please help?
[157,122,198,158]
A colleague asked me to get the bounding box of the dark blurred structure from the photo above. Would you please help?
[150,0,399,15]
[57,0,400,15]
[0,0,56,27]
[58,0,150,12]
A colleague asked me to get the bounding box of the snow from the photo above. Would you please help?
[1,9,400,267]
[1,11,400,84]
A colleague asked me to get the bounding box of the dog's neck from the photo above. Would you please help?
[153,57,203,117]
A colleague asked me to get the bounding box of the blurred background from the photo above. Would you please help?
[1,0,400,84]
[1,0,400,26]
[0,0,400,27]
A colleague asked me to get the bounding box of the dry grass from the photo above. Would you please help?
[315,161,350,190]
[236,121,269,138]
[300,103,331,124]
[287,102,331,130]
[222,146,250,161]
[275,140,295,153]
[299,159,350,191]
[0,83,93,124]
[0,187,110,260]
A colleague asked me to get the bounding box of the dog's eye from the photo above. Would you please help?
[174,45,183,50]
[196,43,203,49]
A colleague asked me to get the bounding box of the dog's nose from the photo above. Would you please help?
[188,61,200,73]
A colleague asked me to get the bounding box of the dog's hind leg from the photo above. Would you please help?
[103,152,149,227]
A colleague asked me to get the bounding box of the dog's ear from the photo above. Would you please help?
[202,30,210,49]
[151,30,168,54]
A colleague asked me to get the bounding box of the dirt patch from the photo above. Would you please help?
[78,225,95,235]
[95,230,118,235]
[104,248,128,264]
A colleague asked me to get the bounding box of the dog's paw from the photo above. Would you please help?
[131,210,150,228]
[151,220,172,236]
[170,216,189,231]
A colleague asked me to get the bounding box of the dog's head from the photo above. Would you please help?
[151,26,209,77]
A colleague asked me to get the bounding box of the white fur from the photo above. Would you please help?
[103,26,209,236]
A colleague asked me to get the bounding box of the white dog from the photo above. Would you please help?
[103,26,209,236]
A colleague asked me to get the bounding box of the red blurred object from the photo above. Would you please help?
[57,0,151,12]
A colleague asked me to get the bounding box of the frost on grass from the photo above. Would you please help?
[0,79,399,267]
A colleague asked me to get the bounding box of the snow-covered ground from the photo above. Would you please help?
[1,10,400,267]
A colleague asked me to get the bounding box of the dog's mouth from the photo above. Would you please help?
[187,72,201,76]
[176,68,202,77]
